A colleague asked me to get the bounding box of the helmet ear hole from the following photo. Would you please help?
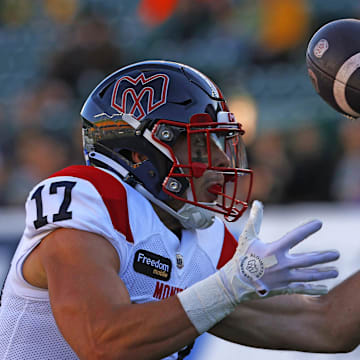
[131,151,148,165]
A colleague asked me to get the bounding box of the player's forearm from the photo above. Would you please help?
[102,297,198,360]
[180,277,325,352]
[317,271,360,352]
[210,273,360,353]
[56,296,198,360]
[209,294,329,352]
[61,298,197,360]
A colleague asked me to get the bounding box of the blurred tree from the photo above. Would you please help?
[43,0,79,24]
[259,0,310,54]
[0,0,33,27]
[47,13,124,97]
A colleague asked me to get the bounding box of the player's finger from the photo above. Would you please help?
[275,219,322,250]
[248,200,263,236]
[237,200,263,251]
[290,267,339,282]
[287,283,329,296]
[242,200,263,236]
[290,250,340,268]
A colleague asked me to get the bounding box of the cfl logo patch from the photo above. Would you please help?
[240,253,265,280]
[176,253,184,269]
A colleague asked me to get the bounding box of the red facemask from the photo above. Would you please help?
[151,113,253,222]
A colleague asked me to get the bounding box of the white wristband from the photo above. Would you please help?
[177,271,238,334]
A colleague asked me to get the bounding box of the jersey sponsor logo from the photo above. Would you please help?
[133,249,172,281]
[153,281,184,300]
[111,72,169,121]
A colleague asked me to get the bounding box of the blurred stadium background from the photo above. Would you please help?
[0,0,360,359]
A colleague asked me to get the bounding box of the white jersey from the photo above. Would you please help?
[0,165,238,360]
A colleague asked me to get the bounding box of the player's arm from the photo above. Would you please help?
[33,197,340,359]
[210,271,360,353]
[38,228,198,360]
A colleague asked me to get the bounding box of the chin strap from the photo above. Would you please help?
[135,184,215,230]
[87,150,215,230]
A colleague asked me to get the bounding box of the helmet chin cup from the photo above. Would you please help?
[176,202,215,230]
[135,183,214,230]
[175,188,214,230]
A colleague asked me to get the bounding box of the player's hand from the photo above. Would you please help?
[219,200,340,303]
[178,200,339,334]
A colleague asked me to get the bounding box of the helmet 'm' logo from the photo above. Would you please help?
[111,73,169,120]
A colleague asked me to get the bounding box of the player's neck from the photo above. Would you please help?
[151,203,183,240]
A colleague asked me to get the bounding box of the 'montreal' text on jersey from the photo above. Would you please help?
[153,281,184,300]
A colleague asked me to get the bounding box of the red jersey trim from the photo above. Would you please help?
[49,165,134,243]
[216,225,237,269]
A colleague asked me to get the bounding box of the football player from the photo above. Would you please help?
[0,60,340,359]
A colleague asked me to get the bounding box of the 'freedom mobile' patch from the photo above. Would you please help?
[133,249,172,281]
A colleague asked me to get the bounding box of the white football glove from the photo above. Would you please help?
[219,200,339,302]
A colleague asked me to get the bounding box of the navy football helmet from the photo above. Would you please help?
[81,60,253,229]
